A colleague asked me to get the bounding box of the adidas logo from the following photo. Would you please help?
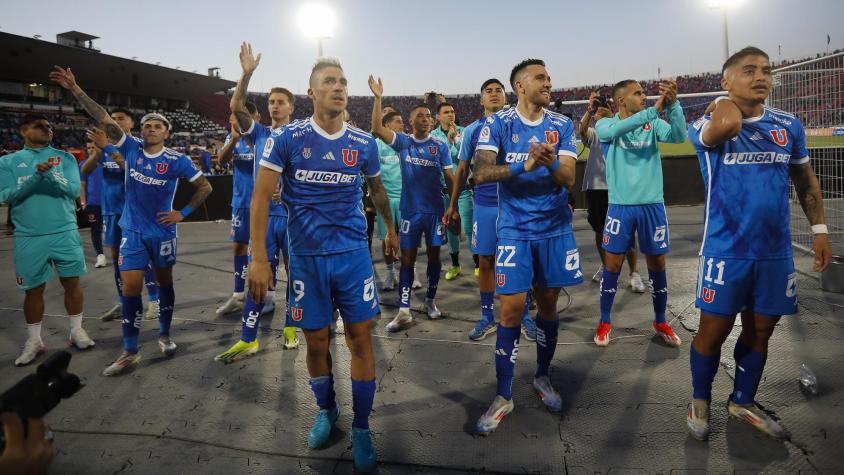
[575,271,583,278]
[323,151,336,161]
[17,162,28,168]
[145,164,152,170]
[494,349,507,356]
[660,242,667,248]
[529,136,539,143]
[749,132,764,141]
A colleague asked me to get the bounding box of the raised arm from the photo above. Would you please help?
[368,75,395,144]
[789,162,831,272]
[579,92,599,139]
[654,80,686,143]
[699,97,743,147]
[230,42,261,133]
[366,174,399,257]
[85,128,125,171]
[595,108,658,142]
[79,150,101,177]
[218,130,241,165]
[50,66,123,143]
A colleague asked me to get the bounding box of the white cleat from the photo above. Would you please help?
[591,265,604,283]
[476,395,514,436]
[102,351,141,376]
[385,310,413,332]
[14,338,46,366]
[69,328,95,350]
[630,272,646,293]
[144,300,160,320]
[94,254,107,268]
[382,271,397,291]
[100,303,121,322]
[158,335,177,357]
[425,299,442,320]
[216,295,244,316]
[532,376,562,412]
[727,400,789,439]
[687,399,711,440]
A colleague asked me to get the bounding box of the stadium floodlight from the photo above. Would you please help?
[298,3,336,57]
[708,0,741,62]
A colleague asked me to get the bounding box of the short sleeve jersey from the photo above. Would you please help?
[242,121,287,217]
[458,117,498,206]
[225,133,255,209]
[79,159,103,206]
[101,135,143,216]
[388,133,452,216]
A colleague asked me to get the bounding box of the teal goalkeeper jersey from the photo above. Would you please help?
[0,145,80,236]
[376,138,402,200]
[595,101,687,205]
[430,124,465,189]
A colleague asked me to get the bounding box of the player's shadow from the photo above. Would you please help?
[725,417,789,469]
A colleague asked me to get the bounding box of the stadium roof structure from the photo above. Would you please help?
[0,32,235,100]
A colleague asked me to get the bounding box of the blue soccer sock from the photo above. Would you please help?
[121,295,143,353]
[144,266,159,302]
[158,284,175,336]
[351,379,376,429]
[731,340,767,405]
[649,269,668,324]
[690,345,720,401]
[309,375,337,410]
[426,261,441,300]
[240,292,264,343]
[399,265,413,309]
[271,259,279,289]
[534,317,559,378]
[495,325,521,400]
[233,254,248,294]
[112,265,123,298]
[599,269,620,324]
[480,291,494,323]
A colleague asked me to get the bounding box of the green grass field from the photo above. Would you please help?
[575,136,844,160]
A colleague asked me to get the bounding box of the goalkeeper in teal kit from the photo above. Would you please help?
[0,114,95,366]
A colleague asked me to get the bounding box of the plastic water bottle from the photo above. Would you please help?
[798,363,818,395]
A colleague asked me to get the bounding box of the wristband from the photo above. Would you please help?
[179,205,194,218]
[549,160,561,172]
[102,144,117,158]
[811,224,828,235]
[509,161,526,176]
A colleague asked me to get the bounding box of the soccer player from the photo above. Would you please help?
[471,59,582,434]
[430,102,472,280]
[79,108,161,322]
[686,46,831,440]
[215,102,260,317]
[51,66,212,376]
[578,92,646,292]
[215,43,299,362]
[593,78,687,347]
[374,110,404,291]
[0,114,95,366]
[369,76,455,331]
[79,140,106,268]
[248,56,399,473]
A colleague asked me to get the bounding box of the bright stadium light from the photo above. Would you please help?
[298,3,336,57]
[708,0,742,61]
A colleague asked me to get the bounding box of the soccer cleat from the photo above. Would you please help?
[653,322,682,347]
[727,400,789,439]
[216,295,244,316]
[594,322,612,347]
[473,268,480,278]
[521,316,537,342]
[385,310,413,332]
[102,351,141,376]
[144,299,160,320]
[687,399,711,440]
[158,335,177,357]
[94,254,107,268]
[469,319,497,341]
[532,376,562,412]
[444,266,461,281]
[592,265,604,283]
[100,303,121,322]
[14,338,46,366]
[476,395,514,436]
[214,340,259,363]
[425,299,442,320]
[412,270,422,290]
[69,328,95,350]
[381,271,397,291]
[630,272,646,293]
[351,427,377,473]
[283,326,299,349]
[308,405,340,449]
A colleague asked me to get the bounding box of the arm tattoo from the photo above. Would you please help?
[230,73,253,133]
[187,176,213,210]
[473,149,511,184]
[71,87,110,124]
[104,124,124,143]
[366,175,393,225]
[791,162,825,225]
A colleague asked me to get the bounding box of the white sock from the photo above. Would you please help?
[26,322,42,340]
[232,291,245,299]
[68,313,83,332]
[265,290,275,303]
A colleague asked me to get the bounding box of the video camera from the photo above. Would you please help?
[0,351,81,451]
[591,95,611,110]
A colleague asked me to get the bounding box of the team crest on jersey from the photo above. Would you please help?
[643,123,652,131]
[497,274,505,286]
[342,148,359,166]
[428,145,438,156]
[291,307,303,321]
[544,131,559,144]
[603,233,610,245]
[155,163,169,174]
[47,156,61,166]
[701,287,716,303]
[303,147,312,159]
[16,276,23,286]
[770,129,788,146]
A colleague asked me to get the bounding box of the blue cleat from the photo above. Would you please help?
[521,314,537,342]
[469,318,497,341]
[351,427,377,472]
[308,405,340,449]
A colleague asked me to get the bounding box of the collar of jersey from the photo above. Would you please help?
[309,117,347,140]
[23,144,51,152]
[514,106,544,127]
[143,147,166,159]
[742,108,766,124]
[411,134,432,143]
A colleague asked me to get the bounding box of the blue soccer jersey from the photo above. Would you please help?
[242,121,287,217]
[388,133,452,216]
[225,133,255,209]
[476,107,578,239]
[260,118,381,256]
[459,117,498,207]
[101,135,143,216]
[113,134,203,238]
[79,159,103,206]
[689,106,810,259]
